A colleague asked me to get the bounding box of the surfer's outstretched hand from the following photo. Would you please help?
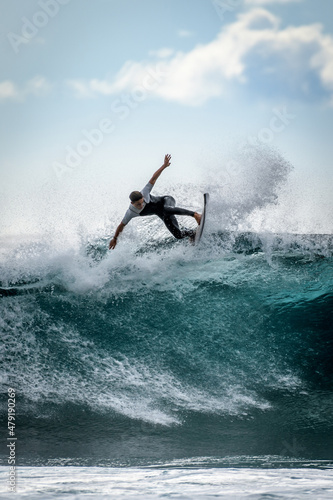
[163,154,171,168]
[109,238,117,250]
[149,154,171,185]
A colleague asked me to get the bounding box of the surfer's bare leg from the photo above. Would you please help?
[194,212,201,225]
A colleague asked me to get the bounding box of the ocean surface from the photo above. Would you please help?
[0,228,332,498]
[1,147,333,497]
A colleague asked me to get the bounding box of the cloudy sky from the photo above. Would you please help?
[1,0,333,235]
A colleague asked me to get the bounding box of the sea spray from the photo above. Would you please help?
[1,145,332,465]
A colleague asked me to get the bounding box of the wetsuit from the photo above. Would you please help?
[122,183,196,239]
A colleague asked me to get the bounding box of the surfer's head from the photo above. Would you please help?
[130,191,144,209]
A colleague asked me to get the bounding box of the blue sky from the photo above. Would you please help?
[1,0,333,235]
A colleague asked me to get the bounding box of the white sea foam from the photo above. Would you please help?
[0,465,332,499]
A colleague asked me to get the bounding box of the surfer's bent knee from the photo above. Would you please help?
[163,196,176,207]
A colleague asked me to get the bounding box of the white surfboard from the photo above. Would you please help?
[195,193,209,245]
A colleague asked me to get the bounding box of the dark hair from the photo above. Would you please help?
[129,191,143,202]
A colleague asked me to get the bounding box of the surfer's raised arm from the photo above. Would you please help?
[149,154,171,185]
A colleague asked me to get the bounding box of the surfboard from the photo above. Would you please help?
[195,193,209,245]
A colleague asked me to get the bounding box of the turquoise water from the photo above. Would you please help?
[1,230,332,468]
[1,145,332,497]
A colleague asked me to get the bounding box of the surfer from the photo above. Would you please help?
[109,154,201,249]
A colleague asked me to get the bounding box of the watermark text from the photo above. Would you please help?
[7,388,16,493]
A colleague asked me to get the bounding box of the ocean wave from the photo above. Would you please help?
[1,226,332,464]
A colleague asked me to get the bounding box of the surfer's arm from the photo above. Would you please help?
[149,154,171,186]
[109,222,125,250]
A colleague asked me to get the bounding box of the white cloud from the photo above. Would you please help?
[67,8,333,106]
[311,35,333,93]
[0,81,18,100]
[66,79,94,99]
[0,76,51,102]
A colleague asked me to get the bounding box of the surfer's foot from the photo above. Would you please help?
[194,212,201,225]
